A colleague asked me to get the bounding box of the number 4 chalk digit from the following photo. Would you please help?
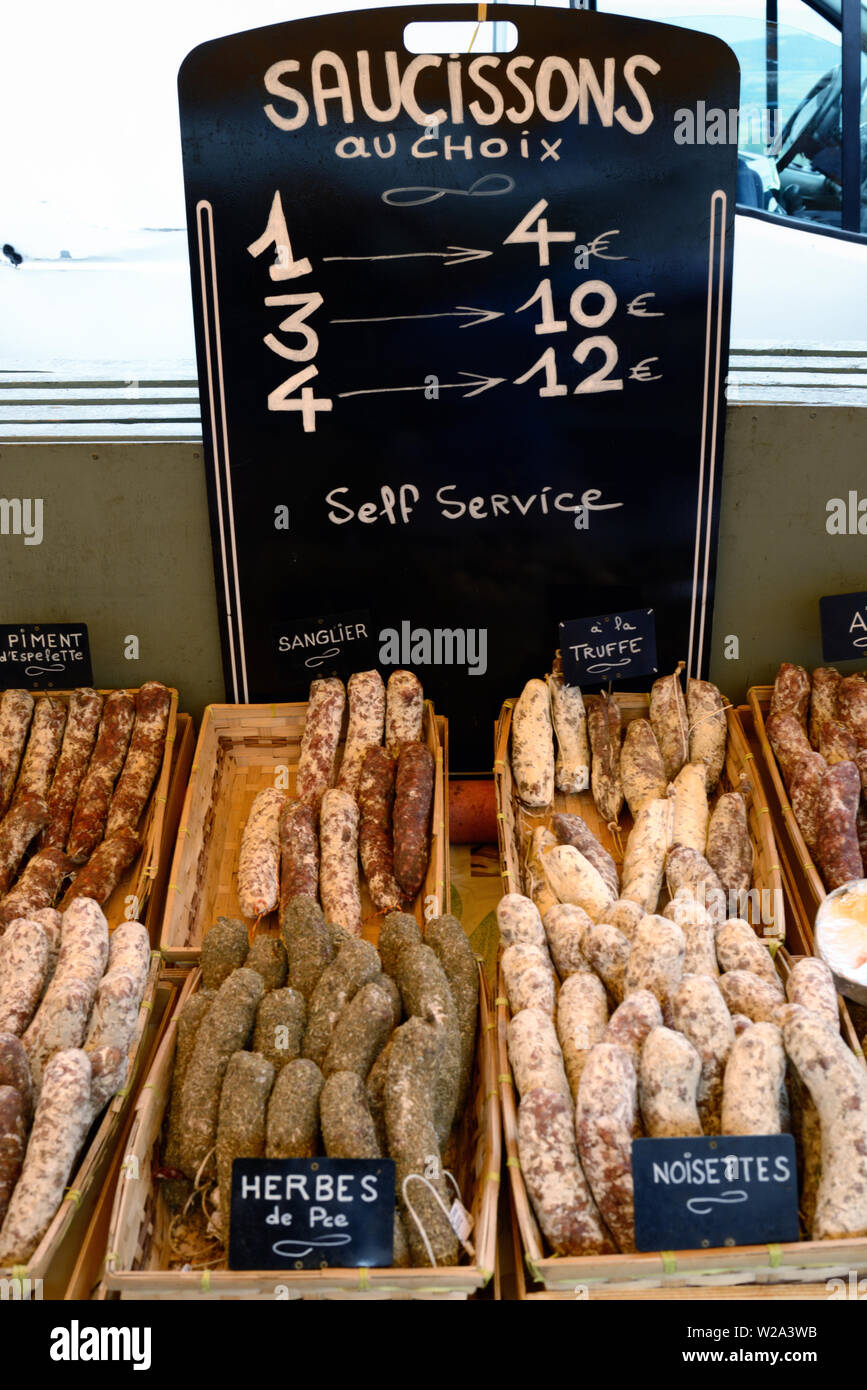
[268,365,333,431]
[504,199,575,267]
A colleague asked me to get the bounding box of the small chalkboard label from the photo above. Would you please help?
[272,609,376,679]
[0,623,92,689]
[819,591,867,663]
[559,609,657,687]
[632,1135,798,1253]
[228,1157,395,1271]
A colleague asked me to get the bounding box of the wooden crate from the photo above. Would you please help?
[1,686,179,939]
[0,951,167,1299]
[102,964,500,1300]
[141,712,195,943]
[494,693,867,1292]
[747,686,829,934]
[494,693,785,939]
[160,701,449,963]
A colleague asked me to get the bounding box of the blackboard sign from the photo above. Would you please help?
[632,1135,799,1253]
[560,608,656,686]
[272,608,376,678]
[0,623,92,689]
[179,5,738,769]
[820,591,867,663]
[228,1157,395,1270]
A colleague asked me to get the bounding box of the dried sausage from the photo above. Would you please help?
[67,690,135,863]
[105,681,171,837]
[385,669,424,756]
[296,677,345,813]
[392,743,434,900]
[44,688,103,850]
[358,747,403,914]
[336,670,385,798]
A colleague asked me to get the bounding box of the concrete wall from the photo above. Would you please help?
[1,403,864,720]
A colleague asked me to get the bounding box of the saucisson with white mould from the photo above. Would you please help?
[810,667,841,750]
[781,1008,867,1240]
[542,902,592,979]
[237,788,284,919]
[507,1008,571,1103]
[718,969,784,1023]
[543,843,614,921]
[670,762,708,855]
[786,957,838,1030]
[296,677,346,814]
[623,915,684,1026]
[384,670,424,757]
[662,891,717,978]
[0,849,72,931]
[583,922,630,1005]
[556,971,608,1097]
[664,844,726,924]
[686,678,727,793]
[604,990,662,1064]
[43,688,103,851]
[586,693,623,824]
[12,697,66,807]
[0,1048,93,1264]
[319,789,363,934]
[0,690,34,818]
[502,943,556,1017]
[576,1042,637,1252]
[0,918,49,1036]
[550,812,619,901]
[720,1022,786,1136]
[496,893,548,953]
[336,670,385,799]
[620,718,667,820]
[547,660,590,794]
[649,663,688,783]
[770,662,811,731]
[638,1026,702,1138]
[715,919,782,994]
[511,679,554,809]
[517,1087,615,1256]
[620,797,672,915]
[524,825,558,921]
[706,790,753,906]
[0,792,48,893]
[670,974,734,1135]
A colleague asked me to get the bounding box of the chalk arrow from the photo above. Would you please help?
[322,245,491,268]
[330,305,503,329]
[338,371,506,401]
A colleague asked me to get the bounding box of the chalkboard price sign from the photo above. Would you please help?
[559,608,657,686]
[179,5,737,769]
[632,1135,799,1253]
[0,623,92,689]
[820,591,867,663]
[228,1157,395,1270]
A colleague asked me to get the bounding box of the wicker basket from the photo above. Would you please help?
[102,964,500,1299]
[494,693,867,1293]
[1,686,179,937]
[160,700,448,963]
[0,951,165,1298]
